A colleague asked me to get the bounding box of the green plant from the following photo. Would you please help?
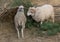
[40,22,60,36]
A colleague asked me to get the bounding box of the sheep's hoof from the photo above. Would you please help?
[18,37,20,39]
[17,36,20,39]
[22,36,24,39]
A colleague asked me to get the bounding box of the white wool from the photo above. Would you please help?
[14,5,26,38]
[27,4,54,24]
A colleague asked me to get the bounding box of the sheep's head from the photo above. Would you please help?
[27,7,36,16]
[18,5,24,12]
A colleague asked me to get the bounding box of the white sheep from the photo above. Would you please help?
[27,4,54,24]
[14,5,26,38]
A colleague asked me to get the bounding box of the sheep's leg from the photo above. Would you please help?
[41,21,43,24]
[51,14,54,23]
[51,12,54,23]
[21,23,25,38]
[52,16,54,23]
[16,26,20,39]
[51,17,54,23]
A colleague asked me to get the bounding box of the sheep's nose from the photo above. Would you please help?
[20,8,24,9]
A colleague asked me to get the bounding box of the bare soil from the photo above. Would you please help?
[0,21,60,42]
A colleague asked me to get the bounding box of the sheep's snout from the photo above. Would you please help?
[27,12,32,16]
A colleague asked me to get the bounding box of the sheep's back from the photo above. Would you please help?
[14,12,26,24]
[38,5,53,20]
[33,4,54,22]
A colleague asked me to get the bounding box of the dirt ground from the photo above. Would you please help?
[0,21,60,42]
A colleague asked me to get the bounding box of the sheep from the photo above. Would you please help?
[14,5,26,39]
[27,4,54,24]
